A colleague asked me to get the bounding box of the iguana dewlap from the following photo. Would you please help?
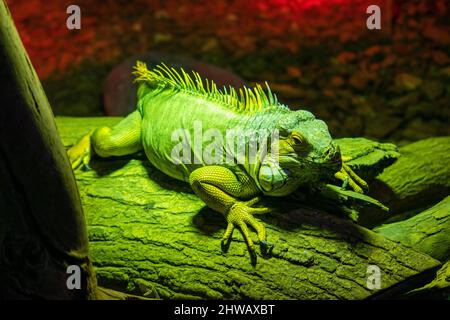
[68,62,367,263]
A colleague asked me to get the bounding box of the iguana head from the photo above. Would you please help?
[258,110,341,196]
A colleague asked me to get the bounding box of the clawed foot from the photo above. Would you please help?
[334,156,368,194]
[221,197,273,265]
[67,133,92,170]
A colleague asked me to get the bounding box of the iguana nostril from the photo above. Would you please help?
[324,146,334,159]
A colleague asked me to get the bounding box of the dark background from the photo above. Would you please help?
[6,0,450,145]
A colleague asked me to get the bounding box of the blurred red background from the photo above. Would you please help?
[5,0,450,142]
[6,0,397,79]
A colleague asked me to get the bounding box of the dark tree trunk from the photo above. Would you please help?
[0,0,97,299]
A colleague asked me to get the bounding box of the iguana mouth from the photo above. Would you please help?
[328,145,342,164]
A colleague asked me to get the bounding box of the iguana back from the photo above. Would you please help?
[133,62,289,184]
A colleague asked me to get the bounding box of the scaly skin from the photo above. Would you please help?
[68,62,367,263]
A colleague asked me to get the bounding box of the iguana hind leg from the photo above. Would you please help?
[68,110,143,169]
[189,166,271,263]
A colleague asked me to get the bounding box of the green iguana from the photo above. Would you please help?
[68,61,368,261]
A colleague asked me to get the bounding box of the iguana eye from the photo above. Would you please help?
[291,133,305,145]
[292,135,303,145]
[290,133,308,151]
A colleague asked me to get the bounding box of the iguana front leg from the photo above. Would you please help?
[189,166,271,263]
[334,156,368,194]
[68,110,143,169]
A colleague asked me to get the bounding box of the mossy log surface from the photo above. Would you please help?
[374,196,450,262]
[56,117,441,299]
[409,259,450,299]
[360,137,450,227]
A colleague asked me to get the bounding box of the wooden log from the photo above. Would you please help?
[55,117,441,299]
[358,137,450,227]
[407,259,450,299]
[374,195,450,262]
[0,1,96,299]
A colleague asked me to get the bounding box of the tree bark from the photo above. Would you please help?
[358,137,450,227]
[407,259,450,299]
[55,117,442,299]
[374,195,450,262]
[0,1,96,299]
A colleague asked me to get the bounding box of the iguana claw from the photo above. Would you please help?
[334,157,368,194]
[260,241,274,257]
[221,197,271,264]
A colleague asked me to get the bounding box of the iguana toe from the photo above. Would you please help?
[335,162,368,194]
[68,133,92,170]
[222,201,271,263]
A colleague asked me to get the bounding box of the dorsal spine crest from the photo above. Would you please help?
[132,61,287,114]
